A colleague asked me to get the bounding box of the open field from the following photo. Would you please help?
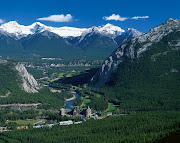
[104,102,117,113]
[6,119,46,126]
[80,96,91,108]
[50,89,62,93]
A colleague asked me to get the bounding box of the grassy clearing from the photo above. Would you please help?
[50,89,62,93]
[96,94,101,98]
[58,73,64,78]
[6,119,46,126]
[108,103,116,112]
[104,102,117,113]
[80,96,91,108]
[66,73,73,77]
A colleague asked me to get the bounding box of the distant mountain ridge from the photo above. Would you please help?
[0,21,87,39]
[0,21,142,59]
[0,22,126,39]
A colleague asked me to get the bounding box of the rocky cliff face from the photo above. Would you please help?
[15,63,40,93]
[90,18,180,87]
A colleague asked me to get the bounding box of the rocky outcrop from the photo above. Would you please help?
[90,48,124,87]
[15,63,40,93]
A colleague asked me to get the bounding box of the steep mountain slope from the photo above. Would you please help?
[0,31,24,56]
[115,28,143,46]
[0,59,40,94]
[90,18,180,87]
[77,33,118,58]
[89,18,180,111]
[68,24,142,58]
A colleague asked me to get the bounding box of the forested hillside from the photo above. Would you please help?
[0,60,71,109]
[0,60,20,95]
[87,18,180,112]
[0,111,180,143]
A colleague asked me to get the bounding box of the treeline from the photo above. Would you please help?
[0,111,180,143]
[0,87,72,110]
[45,112,82,122]
[0,61,20,95]
[0,109,39,127]
[0,109,81,127]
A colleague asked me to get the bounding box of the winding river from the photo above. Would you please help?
[45,84,80,110]
[65,92,80,110]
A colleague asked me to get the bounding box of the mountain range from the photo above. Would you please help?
[0,21,142,59]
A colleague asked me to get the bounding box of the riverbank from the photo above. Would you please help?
[66,93,76,101]
[65,92,80,109]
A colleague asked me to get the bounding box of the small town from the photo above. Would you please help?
[0,105,113,132]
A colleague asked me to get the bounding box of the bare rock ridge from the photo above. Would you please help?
[15,63,40,93]
[90,18,180,87]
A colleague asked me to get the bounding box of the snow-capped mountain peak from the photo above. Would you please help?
[0,21,141,41]
[78,23,126,43]
[31,22,45,27]
[28,22,47,33]
[0,21,88,39]
[99,23,125,35]
[0,21,49,39]
[0,21,34,39]
[5,21,20,26]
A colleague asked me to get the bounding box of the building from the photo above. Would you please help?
[59,108,66,116]
[0,126,8,132]
[86,106,92,118]
[59,120,73,125]
[17,126,28,130]
[59,106,92,118]
[73,106,81,116]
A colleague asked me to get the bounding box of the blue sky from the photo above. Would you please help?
[0,0,179,33]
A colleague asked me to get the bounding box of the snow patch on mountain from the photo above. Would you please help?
[79,23,125,43]
[98,23,125,36]
[0,21,143,44]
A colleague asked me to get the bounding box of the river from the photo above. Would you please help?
[46,84,80,110]
[65,92,80,110]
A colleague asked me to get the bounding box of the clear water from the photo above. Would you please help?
[65,92,80,110]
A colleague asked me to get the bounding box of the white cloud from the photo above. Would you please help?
[103,14,129,21]
[131,16,149,20]
[0,19,4,24]
[37,14,73,22]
